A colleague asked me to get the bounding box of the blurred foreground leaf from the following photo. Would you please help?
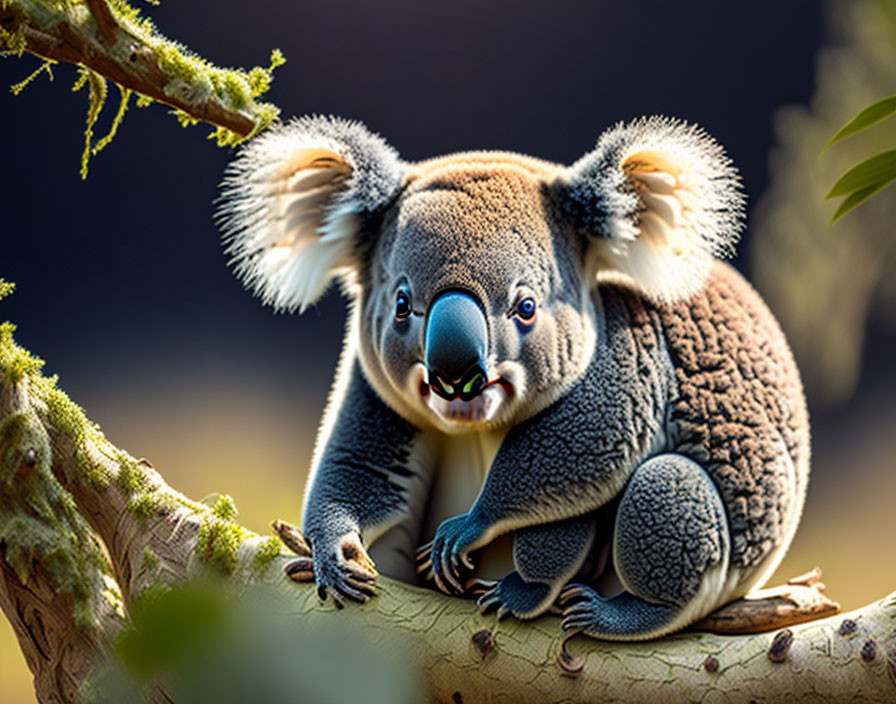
[88,584,421,704]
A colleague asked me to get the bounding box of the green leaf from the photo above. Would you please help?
[824,95,896,151]
[825,150,896,199]
[830,179,895,223]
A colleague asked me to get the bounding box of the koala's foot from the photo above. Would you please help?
[561,453,731,639]
[560,586,680,638]
[477,571,555,619]
[475,513,597,618]
[293,532,379,607]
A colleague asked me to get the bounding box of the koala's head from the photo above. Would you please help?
[218,116,743,433]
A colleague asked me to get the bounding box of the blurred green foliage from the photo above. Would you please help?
[86,583,422,704]
[752,0,896,404]
[825,95,896,221]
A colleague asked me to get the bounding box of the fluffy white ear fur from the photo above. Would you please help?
[560,116,745,303]
[216,116,404,313]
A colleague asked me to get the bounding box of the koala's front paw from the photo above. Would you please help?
[416,512,486,595]
[288,532,378,607]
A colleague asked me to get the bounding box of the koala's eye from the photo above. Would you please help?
[395,289,412,320]
[514,297,537,322]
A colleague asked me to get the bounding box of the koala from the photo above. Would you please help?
[217,115,809,641]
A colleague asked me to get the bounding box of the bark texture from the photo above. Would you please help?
[1,328,895,703]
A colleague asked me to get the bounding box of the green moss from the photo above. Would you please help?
[7,347,44,384]
[76,444,109,489]
[193,495,249,574]
[8,0,284,174]
[0,23,27,56]
[129,493,159,519]
[220,71,251,111]
[9,59,54,95]
[0,413,41,488]
[252,535,282,573]
[196,517,247,576]
[141,546,160,572]
[116,453,149,495]
[116,451,178,521]
[173,108,198,128]
[0,321,15,348]
[91,85,131,156]
[2,511,107,630]
[211,494,238,522]
[1,316,47,386]
[30,373,114,488]
[0,314,184,630]
[74,67,107,178]
[247,50,285,98]
[154,38,206,85]
[38,376,88,442]
[0,401,109,632]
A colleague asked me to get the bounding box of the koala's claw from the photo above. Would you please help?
[315,559,378,605]
[559,584,601,633]
[476,590,510,619]
[417,535,484,597]
[301,532,378,607]
[559,585,587,604]
[464,577,497,598]
[477,571,554,620]
[419,512,484,595]
[285,557,315,582]
[415,541,433,570]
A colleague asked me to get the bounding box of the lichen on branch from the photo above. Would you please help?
[0,0,285,175]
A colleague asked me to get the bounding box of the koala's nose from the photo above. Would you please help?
[425,291,489,401]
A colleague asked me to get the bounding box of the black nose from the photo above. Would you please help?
[425,292,488,401]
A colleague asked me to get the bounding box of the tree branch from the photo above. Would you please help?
[0,0,281,141]
[1,323,895,703]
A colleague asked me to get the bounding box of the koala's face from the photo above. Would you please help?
[359,156,597,432]
[219,115,743,433]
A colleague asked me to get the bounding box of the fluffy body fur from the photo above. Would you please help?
[218,115,808,640]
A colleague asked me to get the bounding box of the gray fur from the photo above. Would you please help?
[614,454,729,607]
[218,115,809,639]
[476,513,597,619]
[560,452,731,640]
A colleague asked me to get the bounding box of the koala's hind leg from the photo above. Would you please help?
[477,514,596,619]
[561,454,731,640]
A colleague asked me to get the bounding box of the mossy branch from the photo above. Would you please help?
[1,315,895,702]
[0,0,284,172]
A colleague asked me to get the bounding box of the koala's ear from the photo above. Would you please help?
[217,116,405,313]
[556,116,745,302]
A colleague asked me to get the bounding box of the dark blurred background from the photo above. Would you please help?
[3,0,896,700]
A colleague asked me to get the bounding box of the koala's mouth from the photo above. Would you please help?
[421,378,512,427]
